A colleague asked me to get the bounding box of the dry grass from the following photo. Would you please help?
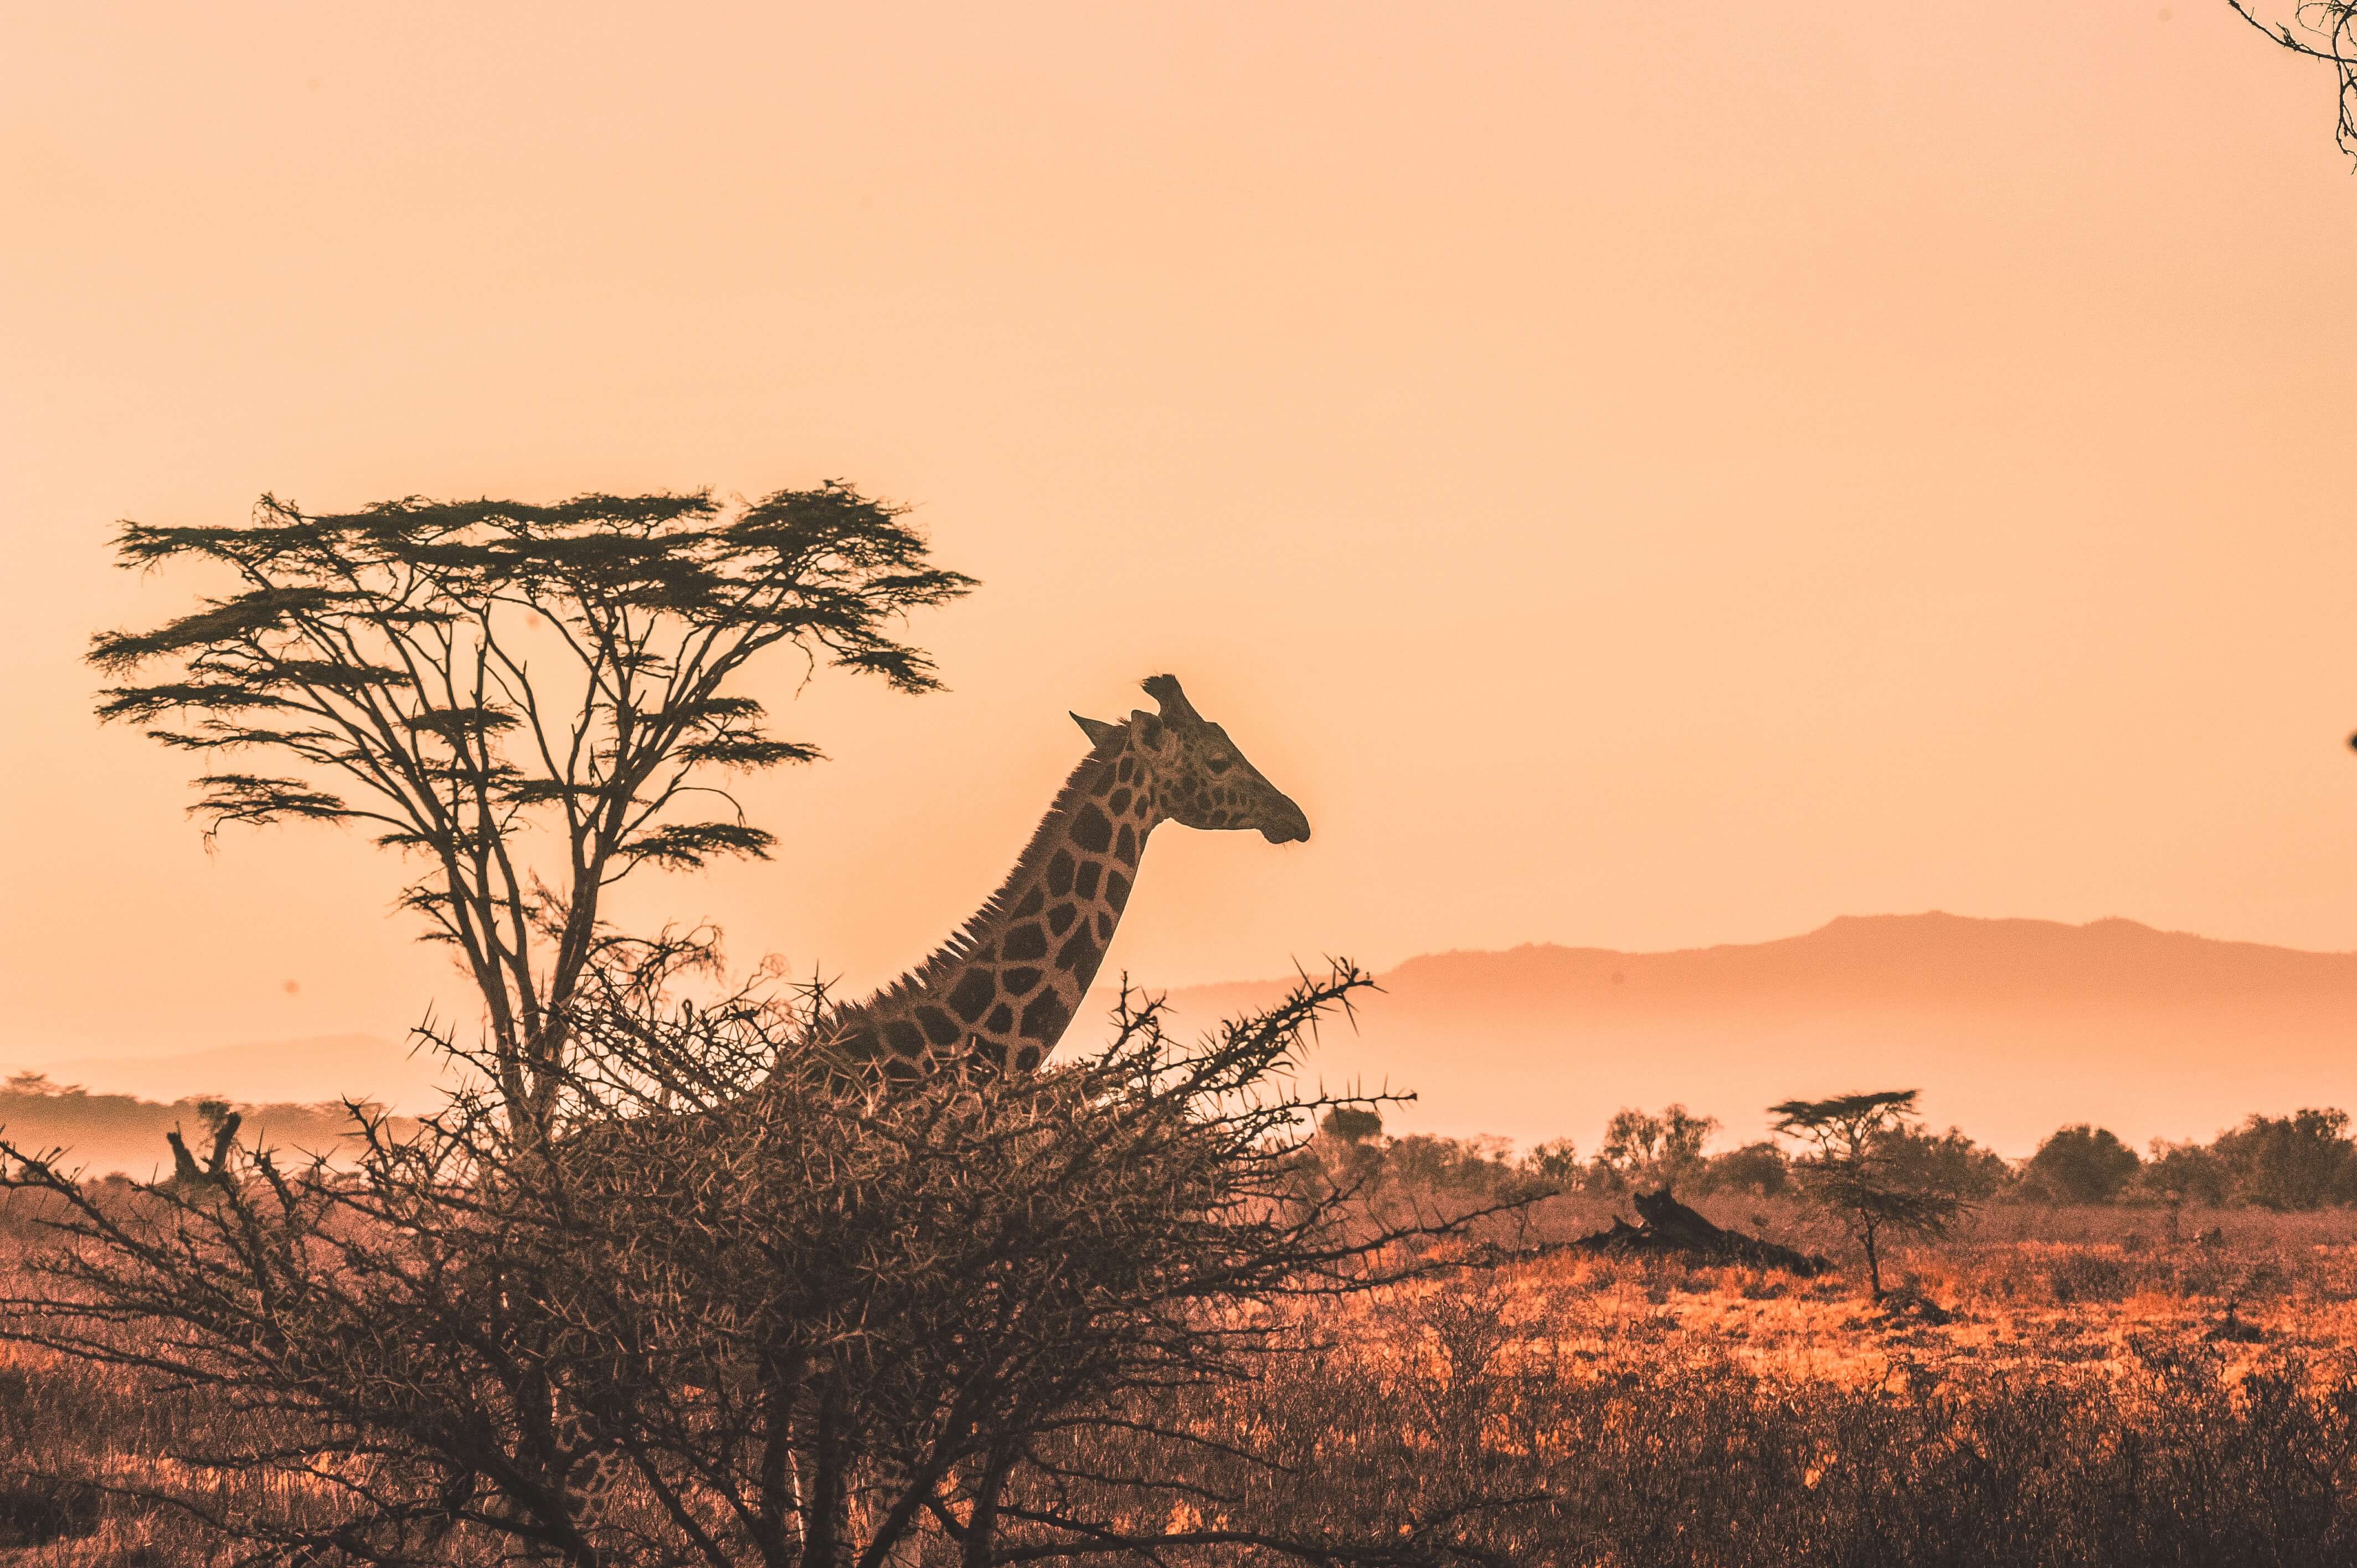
[1447,1194,2357,1388]
[7,1198,2357,1564]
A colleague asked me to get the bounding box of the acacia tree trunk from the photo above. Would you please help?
[757,1351,807,1567]
[803,1385,850,1568]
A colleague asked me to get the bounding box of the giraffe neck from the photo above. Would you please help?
[828,728,1162,1079]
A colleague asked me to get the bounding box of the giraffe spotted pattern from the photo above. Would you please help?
[552,674,1308,1549]
[819,673,1310,1084]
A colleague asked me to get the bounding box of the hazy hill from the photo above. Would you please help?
[1137,914,2357,1156]
[11,914,2353,1159]
[12,1034,447,1112]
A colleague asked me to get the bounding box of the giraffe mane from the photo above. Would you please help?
[849,720,1130,1017]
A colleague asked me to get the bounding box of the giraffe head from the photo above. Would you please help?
[1073,674,1311,844]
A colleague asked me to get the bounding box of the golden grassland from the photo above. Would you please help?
[4,1197,2356,1564]
[1461,1195,2357,1386]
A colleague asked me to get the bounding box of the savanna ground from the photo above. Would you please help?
[6,1192,2356,1567]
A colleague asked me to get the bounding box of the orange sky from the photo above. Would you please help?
[7,3,2357,1067]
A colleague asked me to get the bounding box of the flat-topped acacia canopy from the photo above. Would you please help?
[90,484,975,1133]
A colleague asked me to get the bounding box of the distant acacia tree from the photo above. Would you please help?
[1319,1107,1384,1144]
[2027,1124,2142,1205]
[89,487,971,1137]
[1770,1090,1973,1298]
[2234,1,2357,157]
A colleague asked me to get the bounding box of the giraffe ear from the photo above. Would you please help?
[1071,713,1122,746]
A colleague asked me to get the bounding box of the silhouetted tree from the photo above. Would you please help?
[89,487,971,1138]
[1309,1106,1387,1192]
[2026,1124,2141,1205]
[2234,1,2357,156]
[2212,1108,2357,1210]
[1769,1090,1973,1299]
[1381,1133,1518,1198]
[2142,1136,2233,1207]
[1520,1137,1583,1192]
[1878,1124,2015,1203]
[1695,1139,1789,1198]
[1592,1104,1718,1195]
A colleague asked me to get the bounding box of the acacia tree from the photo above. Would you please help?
[89,486,971,1137]
[1768,1089,1972,1299]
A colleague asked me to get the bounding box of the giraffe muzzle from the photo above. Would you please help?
[1260,797,1311,844]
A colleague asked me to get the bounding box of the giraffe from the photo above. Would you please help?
[814,671,1310,1082]
[543,673,1309,1550]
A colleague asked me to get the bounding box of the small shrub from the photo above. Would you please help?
[2050,1252,2132,1304]
[1699,1141,1790,1197]
[0,1476,99,1548]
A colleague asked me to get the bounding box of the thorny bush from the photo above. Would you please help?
[0,953,1530,1568]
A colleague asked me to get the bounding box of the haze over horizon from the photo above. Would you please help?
[7,6,2357,1082]
[16,910,2356,1164]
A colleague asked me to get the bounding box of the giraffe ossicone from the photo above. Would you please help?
[821,672,1310,1082]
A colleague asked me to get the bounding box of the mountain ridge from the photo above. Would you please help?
[1138,912,2357,1157]
[7,1033,446,1112]
[1145,912,2357,1012]
[11,914,2353,1158]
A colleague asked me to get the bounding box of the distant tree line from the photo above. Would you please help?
[2087,1110,2357,1211]
[2011,1111,2357,1211]
[0,1072,415,1179]
[1312,1102,2357,1213]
